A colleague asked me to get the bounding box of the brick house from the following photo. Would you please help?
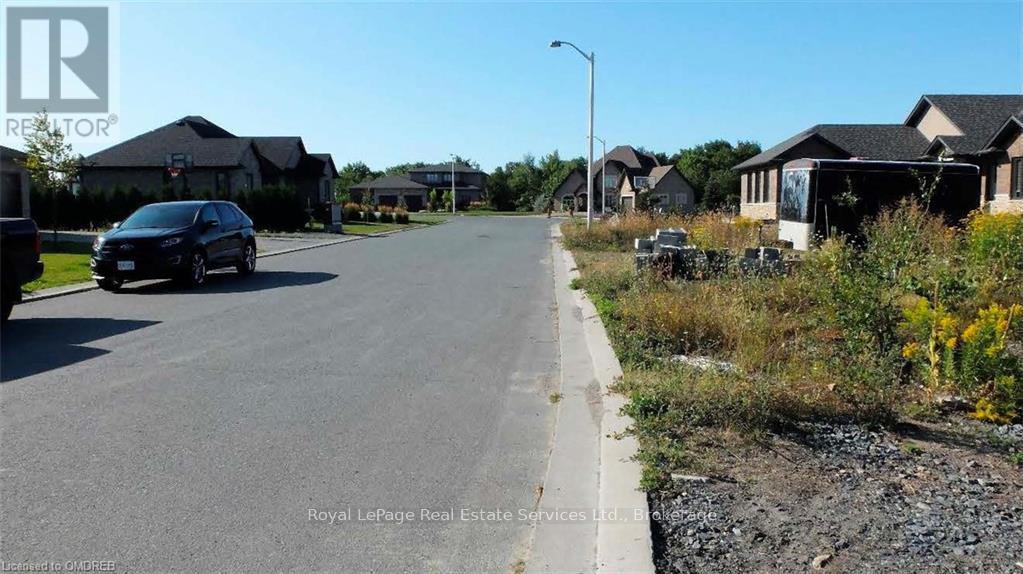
[734,94,1023,220]
[80,116,336,208]
[733,125,929,220]
[910,95,1023,214]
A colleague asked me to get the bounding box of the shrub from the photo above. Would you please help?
[237,185,308,232]
[343,202,362,222]
[379,205,395,223]
[363,209,378,223]
[467,201,490,212]
[394,208,409,224]
[965,211,1023,273]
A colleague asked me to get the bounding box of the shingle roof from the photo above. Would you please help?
[349,174,428,191]
[85,117,254,168]
[909,95,1023,154]
[1,145,27,161]
[733,124,929,170]
[594,145,660,173]
[252,137,303,171]
[311,153,338,178]
[407,163,486,175]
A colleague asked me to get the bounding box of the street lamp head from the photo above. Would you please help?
[549,40,562,48]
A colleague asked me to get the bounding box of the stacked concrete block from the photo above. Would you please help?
[739,246,786,276]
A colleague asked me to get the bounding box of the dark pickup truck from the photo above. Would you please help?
[1,218,44,322]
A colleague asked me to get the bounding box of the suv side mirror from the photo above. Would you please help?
[112,221,121,229]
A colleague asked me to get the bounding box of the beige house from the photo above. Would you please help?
[735,94,1023,220]
[552,145,695,213]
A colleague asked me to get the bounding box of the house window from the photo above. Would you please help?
[603,174,618,189]
[745,173,752,203]
[426,173,440,184]
[246,173,254,190]
[1012,158,1023,200]
[633,176,652,189]
[753,172,761,203]
[654,194,669,207]
[443,173,452,183]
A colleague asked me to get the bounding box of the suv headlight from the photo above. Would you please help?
[92,236,104,251]
[160,237,184,248]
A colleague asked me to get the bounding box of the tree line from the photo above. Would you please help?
[334,140,762,212]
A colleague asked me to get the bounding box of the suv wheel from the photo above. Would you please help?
[186,251,207,287]
[237,242,256,275]
[97,277,123,292]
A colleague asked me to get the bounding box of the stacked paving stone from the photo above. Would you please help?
[738,246,786,276]
[635,228,788,280]
[635,228,711,279]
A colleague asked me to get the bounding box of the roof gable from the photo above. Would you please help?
[251,137,304,171]
[349,174,428,191]
[910,95,1023,154]
[594,145,660,173]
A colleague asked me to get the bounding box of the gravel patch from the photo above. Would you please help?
[651,420,1023,573]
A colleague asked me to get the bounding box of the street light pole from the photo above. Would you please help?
[593,135,606,216]
[551,40,594,229]
[450,154,456,214]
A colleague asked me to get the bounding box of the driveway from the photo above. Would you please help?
[0,218,560,573]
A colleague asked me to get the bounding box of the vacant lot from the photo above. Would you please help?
[563,207,1023,572]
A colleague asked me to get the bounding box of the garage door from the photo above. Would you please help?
[404,195,424,212]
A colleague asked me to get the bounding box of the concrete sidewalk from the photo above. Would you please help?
[526,225,655,574]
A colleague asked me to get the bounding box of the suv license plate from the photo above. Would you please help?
[117,261,135,271]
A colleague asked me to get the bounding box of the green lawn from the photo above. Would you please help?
[24,241,94,292]
[343,222,403,235]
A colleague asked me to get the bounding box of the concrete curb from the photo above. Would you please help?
[20,225,430,304]
[552,226,656,574]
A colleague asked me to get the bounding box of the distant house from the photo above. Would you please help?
[349,175,430,211]
[348,163,488,211]
[80,116,336,208]
[734,94,1023,220]
[1,146,31,218]
[553,145,695,213]
[406,164,488,209]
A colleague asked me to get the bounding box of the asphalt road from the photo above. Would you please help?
[1,217,560,573]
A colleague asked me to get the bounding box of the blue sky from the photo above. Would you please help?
[82,0,1023,170]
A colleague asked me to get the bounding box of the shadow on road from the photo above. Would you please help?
[121,270,338,295]
[1,317,160,382]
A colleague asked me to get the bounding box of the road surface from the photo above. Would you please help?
[1,217,560,573]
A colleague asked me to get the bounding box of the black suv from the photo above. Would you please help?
[91,201,257,291]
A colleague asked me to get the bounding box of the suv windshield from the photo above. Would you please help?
[120,204,200,229]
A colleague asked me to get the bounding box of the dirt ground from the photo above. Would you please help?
[650,420,1023,574]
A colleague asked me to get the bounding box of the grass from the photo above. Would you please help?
[24,241,94,292]
[343,222,403,235]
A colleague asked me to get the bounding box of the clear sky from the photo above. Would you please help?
[74,0,1023,171]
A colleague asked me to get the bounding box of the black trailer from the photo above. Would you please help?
[778,158,980,250]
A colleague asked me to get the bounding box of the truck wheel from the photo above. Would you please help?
[1,295,12,323]
[1,279,15,323]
